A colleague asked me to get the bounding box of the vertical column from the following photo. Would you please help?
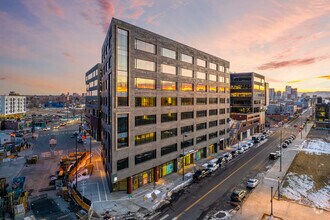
[127,176,133,194]
[154,167,159,182]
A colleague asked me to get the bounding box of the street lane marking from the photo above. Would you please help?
[173,134,285,220]
[97,182,101,202]
[159,214,169,220]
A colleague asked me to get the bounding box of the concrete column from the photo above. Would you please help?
[127,176,133,194]
[154,166,159,182]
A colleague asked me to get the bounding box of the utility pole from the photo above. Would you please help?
[270,187,273,217]
[279,105,282,172]
[300,114,303,139]
[90,134,92,163]
[75,135,78,188]
[278,177,281,200]
[182,134,188,181]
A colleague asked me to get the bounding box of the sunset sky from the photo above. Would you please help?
[0,0,329,95]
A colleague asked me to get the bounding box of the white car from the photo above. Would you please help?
[223,153,233,162]
[247,178,259,188]
[242,144,249,151]
[43,127,51,131]
[237,147,244,154]
[247,142,254,148]
[207,162,219,172]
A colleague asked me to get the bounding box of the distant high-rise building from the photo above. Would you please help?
[269,88,275,100]
[85,63,102,141]
[291,88,298,99]
[265,82,269,108]
[276,90,282,99]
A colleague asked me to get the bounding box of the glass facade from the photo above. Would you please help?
[134,78,156,90]
[135,97,157,107]
[135,59,156,71]
[135,39,156,54]
[161,97,177,106]
[161,81,177,90]
[117,114,128,148]
[181,68,193,77]
[162,48,177,59]
[181,54,193,63]
[159,161,175,178]
[117,28,129,106]
[135,132,156,146]
[161,64,176,75]
[181,83,193,91]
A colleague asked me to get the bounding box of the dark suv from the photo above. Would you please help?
[216,157,226,167]
[193,169,211,182]
[230,190,247,205]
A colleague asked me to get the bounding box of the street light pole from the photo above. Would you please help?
[270,186,273,217]
[90,135,92,163]
[300,114,303,139]
[182,134,187,181]
[278,177,280,200]
[75,135,78,188]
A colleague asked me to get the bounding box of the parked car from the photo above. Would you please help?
[193,169,211,182]
[231,150,239,158]
[269,152,279,160]
[260,135,266,140]
[286,139,293,143]
[254,137,261,144]
[216,157,226,167]
[207,162,219,173]
[43,127,51,131]
[281,143,288,148]
[242,144,249,151]
[247,142,254,148]
[246,179,259,188]
[223,153,233,162]
[237,147,244,154]
[230,189,247,205]
[284,140,291,145]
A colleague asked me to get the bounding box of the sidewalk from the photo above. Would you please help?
[231,123,330,220]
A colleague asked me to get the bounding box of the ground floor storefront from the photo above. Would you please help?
[111,142,227,193]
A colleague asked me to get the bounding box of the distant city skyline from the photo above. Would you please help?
[0,0,329,95]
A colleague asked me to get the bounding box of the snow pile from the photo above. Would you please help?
[282,172,330,210]
[301,139,330,155]
[204,209,236,220]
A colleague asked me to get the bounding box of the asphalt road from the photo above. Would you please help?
[157,109,311,220]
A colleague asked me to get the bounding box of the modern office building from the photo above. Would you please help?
[315,97,330,129]
[0,95,26,118]
[85,64,102,141]
[269,88,275,100]
[101,18,230,193]
[229,72,267,141]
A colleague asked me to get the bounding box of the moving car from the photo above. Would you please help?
[269,152,279,160]
[207,162,219,173]
[43,127,51,131]
[193,169,211,182]
[230,189,247,205]
[246,179,259,188]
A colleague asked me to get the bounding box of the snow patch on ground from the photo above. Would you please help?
[282,172,330,210]
[204,209,236,220]
[301,139,330,155]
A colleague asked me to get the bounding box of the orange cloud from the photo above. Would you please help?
[317,75,330,80]
[257,57,328,70]
[287,80,303,84]
[47,0,64,17]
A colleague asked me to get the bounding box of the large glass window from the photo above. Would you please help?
[209,120,218,127]
[196,71,206,79]
[161,97,177,106]
[209,132,218,139]
[209,85,217,93]
[161,144,177,156]
[181,83,193,91]
[196,110,207,118]
[161,64,176,75]
[135,132,156,146]
[219,119,226,125]
[209,109,218,116]
[231,92,252,97]
[135,39,156,54]
[196,98,207,105]
[161,81,177,91]
[134,78,156,90]
[181,97,194,105]
[209,62,217,70]
[181,111,194,120]
[117,114,128,148]
[196,122,207,130]
[209,97,218,104]
[161,128,177,139]
[162,48,176,59]
[135,115,156,126]
[219,108,226,114]
[196,84,206,92]
[181,54,193,63]
[219,76,225,83]
[196,135,207,144]
[209,74,217,81]
[135,59,156,71]
[117,158,129,171]
[161,113,177,123]
[181,125,193,134]
[135,150,156,164]
[135,97,156,107]
[181,138,194,148]
[219,66,225,72]
[181,68,193,78]
[117,28,129,106]
[197,59,206,67]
